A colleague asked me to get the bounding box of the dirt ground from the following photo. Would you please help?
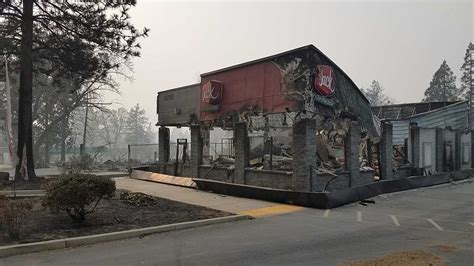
[345,250,445,266]
[0,191,232,246]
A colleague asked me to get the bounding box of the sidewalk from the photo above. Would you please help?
[116,177,279,214]
[0,167,128,178]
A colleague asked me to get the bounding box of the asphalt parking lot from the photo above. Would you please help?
[2,179,473,265]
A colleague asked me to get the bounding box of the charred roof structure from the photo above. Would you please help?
[372,101,459,120]
[158,45,378,137]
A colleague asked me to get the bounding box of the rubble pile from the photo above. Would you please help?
[120,191,159,207]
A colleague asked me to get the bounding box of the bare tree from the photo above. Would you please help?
[0,0,149,179]
[361,80,394,106]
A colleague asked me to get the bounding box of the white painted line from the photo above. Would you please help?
[469,222,474,226]
[427,218,444,231]
[390,215,400,226]
[357,211,362,222]
[323,209,330,218]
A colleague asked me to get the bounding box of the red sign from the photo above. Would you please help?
[314,65,335,96]
[202,80,223,105]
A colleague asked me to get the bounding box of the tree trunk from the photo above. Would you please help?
[44,110,51,167]
[15,0,37,180]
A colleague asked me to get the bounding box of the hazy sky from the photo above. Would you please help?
[114,0,473,121]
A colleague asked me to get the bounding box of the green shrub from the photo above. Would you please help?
[43,174,116,223]
[0,198,33,240]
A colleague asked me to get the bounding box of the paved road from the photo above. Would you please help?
[2,180,473,265]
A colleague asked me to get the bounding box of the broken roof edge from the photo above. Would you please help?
[407,100,468,119]
[200,44,371,105]
[372,101,460,109]
[378,100,469,122]
[156,83,200,95]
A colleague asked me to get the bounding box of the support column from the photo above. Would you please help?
[234,122,249,184]
[455,130,462,171]
[409,123,421,174]
[380,121,393,180]
[435,128,444,173]
[158,126,170,163]
[471,131,474,169]
[344,121,360,186]
[292,118,317,192]
[190,125,203,178]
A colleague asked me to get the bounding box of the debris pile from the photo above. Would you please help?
[120,191,159,207]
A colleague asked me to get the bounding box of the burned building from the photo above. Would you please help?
[131,45,473,208]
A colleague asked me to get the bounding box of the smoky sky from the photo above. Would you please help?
[113,0,473,121]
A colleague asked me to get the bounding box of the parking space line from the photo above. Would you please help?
[357,211,362,222]
[323,209,330,218]
[390,215,400,226]
[427,218,444,231]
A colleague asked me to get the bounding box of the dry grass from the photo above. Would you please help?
[345,250,445,266]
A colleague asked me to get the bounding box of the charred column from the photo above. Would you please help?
[158,126,170,164]
[435,128,444,173]
[472,130,474,169]
[234,122,249,184]
[380,121,393,180]
[292,118,317,192]
[454,130,462,171]
[344,121,360,186]
[190,125,203,178]
[409,123,421,174]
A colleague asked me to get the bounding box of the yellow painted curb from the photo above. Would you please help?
[239,204,304,218]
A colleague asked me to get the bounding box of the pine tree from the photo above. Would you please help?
[460,43,473,100]
[126,104,150,145]
[423,61,460,102]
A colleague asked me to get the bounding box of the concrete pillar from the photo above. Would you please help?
[190,125,203,178]
[344,121,360,186]
[435,128,444,173]
[409,124,421,172]
[380,121,393,180]
[471,130,474,169]
[292,118,317,192]
[158,126,170,163]
[234,122,249,184]
[455,130,462,171]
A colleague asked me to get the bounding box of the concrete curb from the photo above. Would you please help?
[0,190,45,198]
[0,214,250,258]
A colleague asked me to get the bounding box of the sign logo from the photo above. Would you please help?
[202,80,223,112]
[314,65,335,96]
